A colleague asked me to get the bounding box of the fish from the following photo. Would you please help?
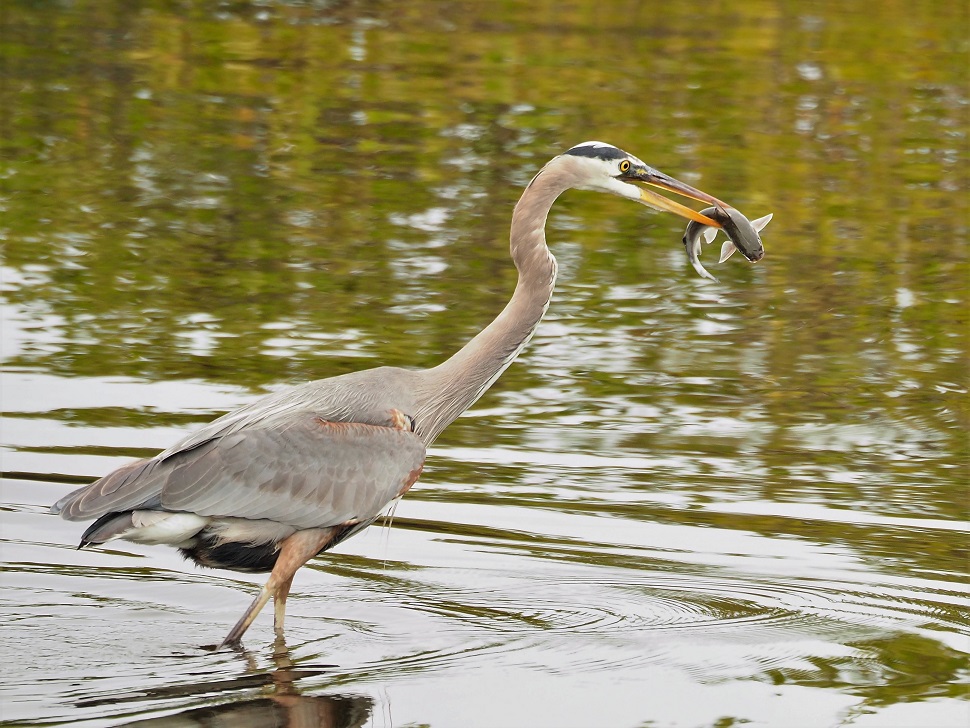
[682,206,772,281]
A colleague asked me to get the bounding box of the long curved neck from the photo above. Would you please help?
[415,166,570,442]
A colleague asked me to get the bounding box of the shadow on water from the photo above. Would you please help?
[103,641,370,728]
[122,692,371,728]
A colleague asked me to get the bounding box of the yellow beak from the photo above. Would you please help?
[630,166,728,227]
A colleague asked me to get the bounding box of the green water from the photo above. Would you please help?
[1,2,967,727]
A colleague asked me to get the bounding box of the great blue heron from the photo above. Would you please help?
[51,141,729,648]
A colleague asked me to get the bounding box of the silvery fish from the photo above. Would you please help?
[682,206,772,281]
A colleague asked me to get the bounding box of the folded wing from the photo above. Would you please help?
[52,414,426,530]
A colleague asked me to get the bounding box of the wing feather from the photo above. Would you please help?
[53,414,426,530]
[52,457,170,520]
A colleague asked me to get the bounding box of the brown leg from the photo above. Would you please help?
[219,528,334,649]
[273,574,295,635]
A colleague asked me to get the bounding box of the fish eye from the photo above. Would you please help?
[618,160,631,174]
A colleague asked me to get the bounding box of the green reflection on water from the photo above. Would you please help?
[1,1,967,724]
[4,1,965,390]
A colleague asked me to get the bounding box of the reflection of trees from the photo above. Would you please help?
[4,0,964,393]
[764,632,969,716]
[3,0,966,625]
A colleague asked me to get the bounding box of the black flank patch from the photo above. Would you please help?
[181,533,282,573]
[179,523,365,574]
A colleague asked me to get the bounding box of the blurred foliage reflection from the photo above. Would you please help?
[1,2,967,722]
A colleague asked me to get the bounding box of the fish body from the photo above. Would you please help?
[682,206,772,281]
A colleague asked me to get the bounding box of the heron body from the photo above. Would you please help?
[52,142,729,647]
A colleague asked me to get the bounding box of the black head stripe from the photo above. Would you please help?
[564,143,627,161]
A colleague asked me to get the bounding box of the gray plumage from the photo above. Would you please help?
[51,142,729,647]
[55,416,424,530]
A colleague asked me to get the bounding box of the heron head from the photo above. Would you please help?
[560,141,726,227]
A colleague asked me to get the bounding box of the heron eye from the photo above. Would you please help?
[618,160,631,174]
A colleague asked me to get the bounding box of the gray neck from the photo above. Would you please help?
[414,166,570,442]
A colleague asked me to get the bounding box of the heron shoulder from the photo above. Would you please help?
[162,365,423,457]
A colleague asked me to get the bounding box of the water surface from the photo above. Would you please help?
[2,2,968,727]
